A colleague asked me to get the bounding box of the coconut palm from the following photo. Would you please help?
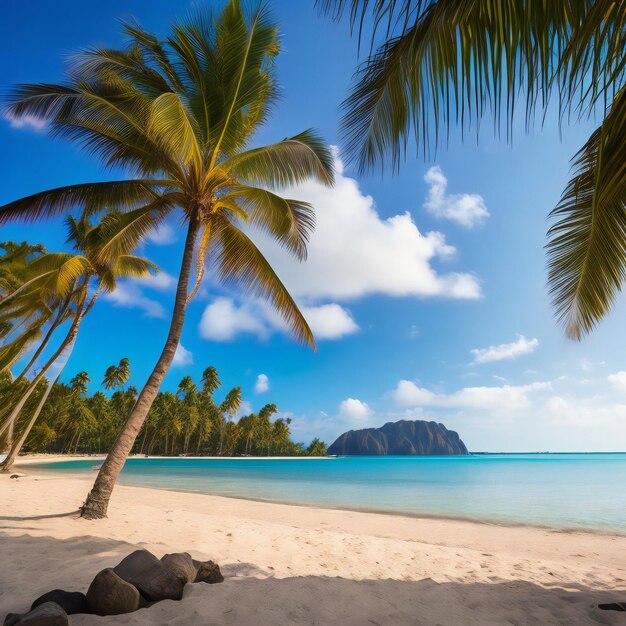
[0,218,156,471]
[0,0,332,516]
[102,358,131,391]
[320,0,626,339]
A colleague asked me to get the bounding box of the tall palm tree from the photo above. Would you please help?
[1,0,332,516]
[320,0,626,339]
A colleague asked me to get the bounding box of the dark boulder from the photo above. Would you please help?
[328,419,469,456]
[4,602,68,625]
[30,590,87,615]
[86,568,140,616]
[161,552,196,585]
[113,549,184,601]
[193,559,224,584]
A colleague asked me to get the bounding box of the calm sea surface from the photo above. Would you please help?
[32,454,626,533]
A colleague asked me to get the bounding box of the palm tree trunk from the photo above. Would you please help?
[0,374,59,472]
[81,218,200,519]
[0,294,86,443]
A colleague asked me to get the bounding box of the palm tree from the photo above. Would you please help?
[0,0,332,517]
[320,0,626,339]
[0,218,156,471]
[102,358,131,391]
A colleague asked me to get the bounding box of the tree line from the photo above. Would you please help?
[0,359,327,458]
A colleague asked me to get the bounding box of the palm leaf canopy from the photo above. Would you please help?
[1,0,334,347]
[320,0,626,339]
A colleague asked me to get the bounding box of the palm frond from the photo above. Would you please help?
[0,180,163,225]
[222,185,315,260]
[148,93,202,168]
[547,87,626,339]
[213,219,315,348]
[334,0,624,171]
[218,130,334,188]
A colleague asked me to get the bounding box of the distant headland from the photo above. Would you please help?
[328,420,468,456]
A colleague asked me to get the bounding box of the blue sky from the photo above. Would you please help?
[2,0,626,451]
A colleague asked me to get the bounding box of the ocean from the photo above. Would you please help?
[32,453,626,533]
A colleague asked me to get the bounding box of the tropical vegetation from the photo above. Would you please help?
[0,362,327,458]
[319,0,626,340]
[0,0,333,517]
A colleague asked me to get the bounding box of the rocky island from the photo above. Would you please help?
[328,420,469,455]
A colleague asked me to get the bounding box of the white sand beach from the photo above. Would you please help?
[1,465,625,625]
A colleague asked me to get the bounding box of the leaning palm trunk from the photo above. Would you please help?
[0,289,92,471]
[81,219,199,518]
[0,293,87,444]
[0,374,59,472]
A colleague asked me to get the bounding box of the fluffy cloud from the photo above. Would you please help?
[104,283,165,318]
[339,398,372,420]
[470,335,539,364]
[199,297,266,342]
[423,166,489,228]
[252,153,480,301]
[254,374,269,394]
[198,297,357,343]
[137,271,176,291]
[608,371,626,392]
[393,380,551,413]
[300,304,358,339]
[4,112,47,131]
[172,343,193,367]
[104,271,176,318]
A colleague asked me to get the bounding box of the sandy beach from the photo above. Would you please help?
[1,463,625,625]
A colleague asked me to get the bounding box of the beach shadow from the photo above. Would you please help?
[0,510,79,522]
[0,533,623,625]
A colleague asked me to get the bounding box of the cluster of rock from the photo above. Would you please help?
[4,549,223,625]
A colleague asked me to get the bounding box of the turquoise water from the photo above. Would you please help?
[33,454,626,533]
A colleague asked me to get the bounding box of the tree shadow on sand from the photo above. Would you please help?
[0,533,623,625]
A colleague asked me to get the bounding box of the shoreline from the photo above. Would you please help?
[2,470,625,624]
[16,455,626,537]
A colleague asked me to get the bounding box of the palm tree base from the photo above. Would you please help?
[80,493,109,519]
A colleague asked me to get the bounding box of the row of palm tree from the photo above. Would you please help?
[0,361,327,460]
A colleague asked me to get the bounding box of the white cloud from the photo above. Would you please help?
[251,152,480,301]
[393,380,551,413]
[104,282,165,318]
[198,297,357,343]
[147,223,176,245]
[301,304,358,339]
[4,112,47,131]
[339,398,372,420]
[138,271,176,291]
[199,297,266,342]
[470,335,539,364]
[172,343,193,367]
[254,373,269,394]
[608,371,626,392]
[423,166,489,228]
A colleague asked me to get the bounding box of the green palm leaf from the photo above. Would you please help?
[214,219,315,348]
[547,87,626,339]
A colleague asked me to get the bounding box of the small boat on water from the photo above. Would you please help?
[91,464,102,471]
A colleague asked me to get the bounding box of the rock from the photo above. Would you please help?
[3,602,68,625]
[328,419,469,456]
[599,602,626,611]
[9,474,25,480]
[31,590,88,615]
[86,568,140,616]
[113,549,184,601]
[161,552,196,585]
[193,559,224,584]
